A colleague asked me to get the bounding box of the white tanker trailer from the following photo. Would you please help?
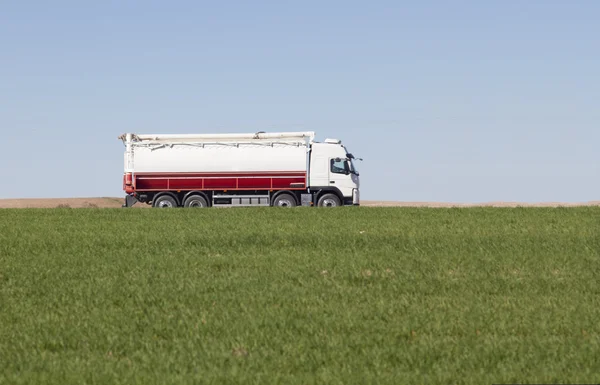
[119,131,361,208]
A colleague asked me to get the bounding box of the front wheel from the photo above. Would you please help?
[317,194,341,207]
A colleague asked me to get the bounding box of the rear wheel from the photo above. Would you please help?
[183,194,208,208]
[273,193,297,207]
[153,195,178,208]
[317,193,341,207]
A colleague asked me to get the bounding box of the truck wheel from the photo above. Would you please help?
[183,195,208,208]
[153,195,178,208]
[317,194,341,207]
[273,194,297,207]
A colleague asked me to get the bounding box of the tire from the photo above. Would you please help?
[272,193,297,207]
[183,194,208,208]
[153,195,178,208]
[317,193,341,207]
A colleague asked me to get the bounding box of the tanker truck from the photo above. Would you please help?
[119,131,361,208]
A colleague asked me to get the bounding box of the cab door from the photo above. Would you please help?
[328,158,354,198]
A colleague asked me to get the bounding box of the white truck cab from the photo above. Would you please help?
[309,139,360,206]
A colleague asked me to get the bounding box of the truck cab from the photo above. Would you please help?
[309,139,360,206]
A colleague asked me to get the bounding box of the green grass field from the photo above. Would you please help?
[0,207,599,384]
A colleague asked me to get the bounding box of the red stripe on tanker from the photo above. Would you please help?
[135,171,307,191]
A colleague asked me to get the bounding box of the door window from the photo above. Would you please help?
[330,159,347,174]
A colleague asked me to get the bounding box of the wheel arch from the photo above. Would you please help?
[311,187,344,204]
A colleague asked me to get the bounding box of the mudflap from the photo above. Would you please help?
[122,194,138,208]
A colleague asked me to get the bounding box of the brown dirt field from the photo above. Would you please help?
[0,198,598,208]
[0,198,130,209]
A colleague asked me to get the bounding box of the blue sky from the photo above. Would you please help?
[1,1,598,202]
